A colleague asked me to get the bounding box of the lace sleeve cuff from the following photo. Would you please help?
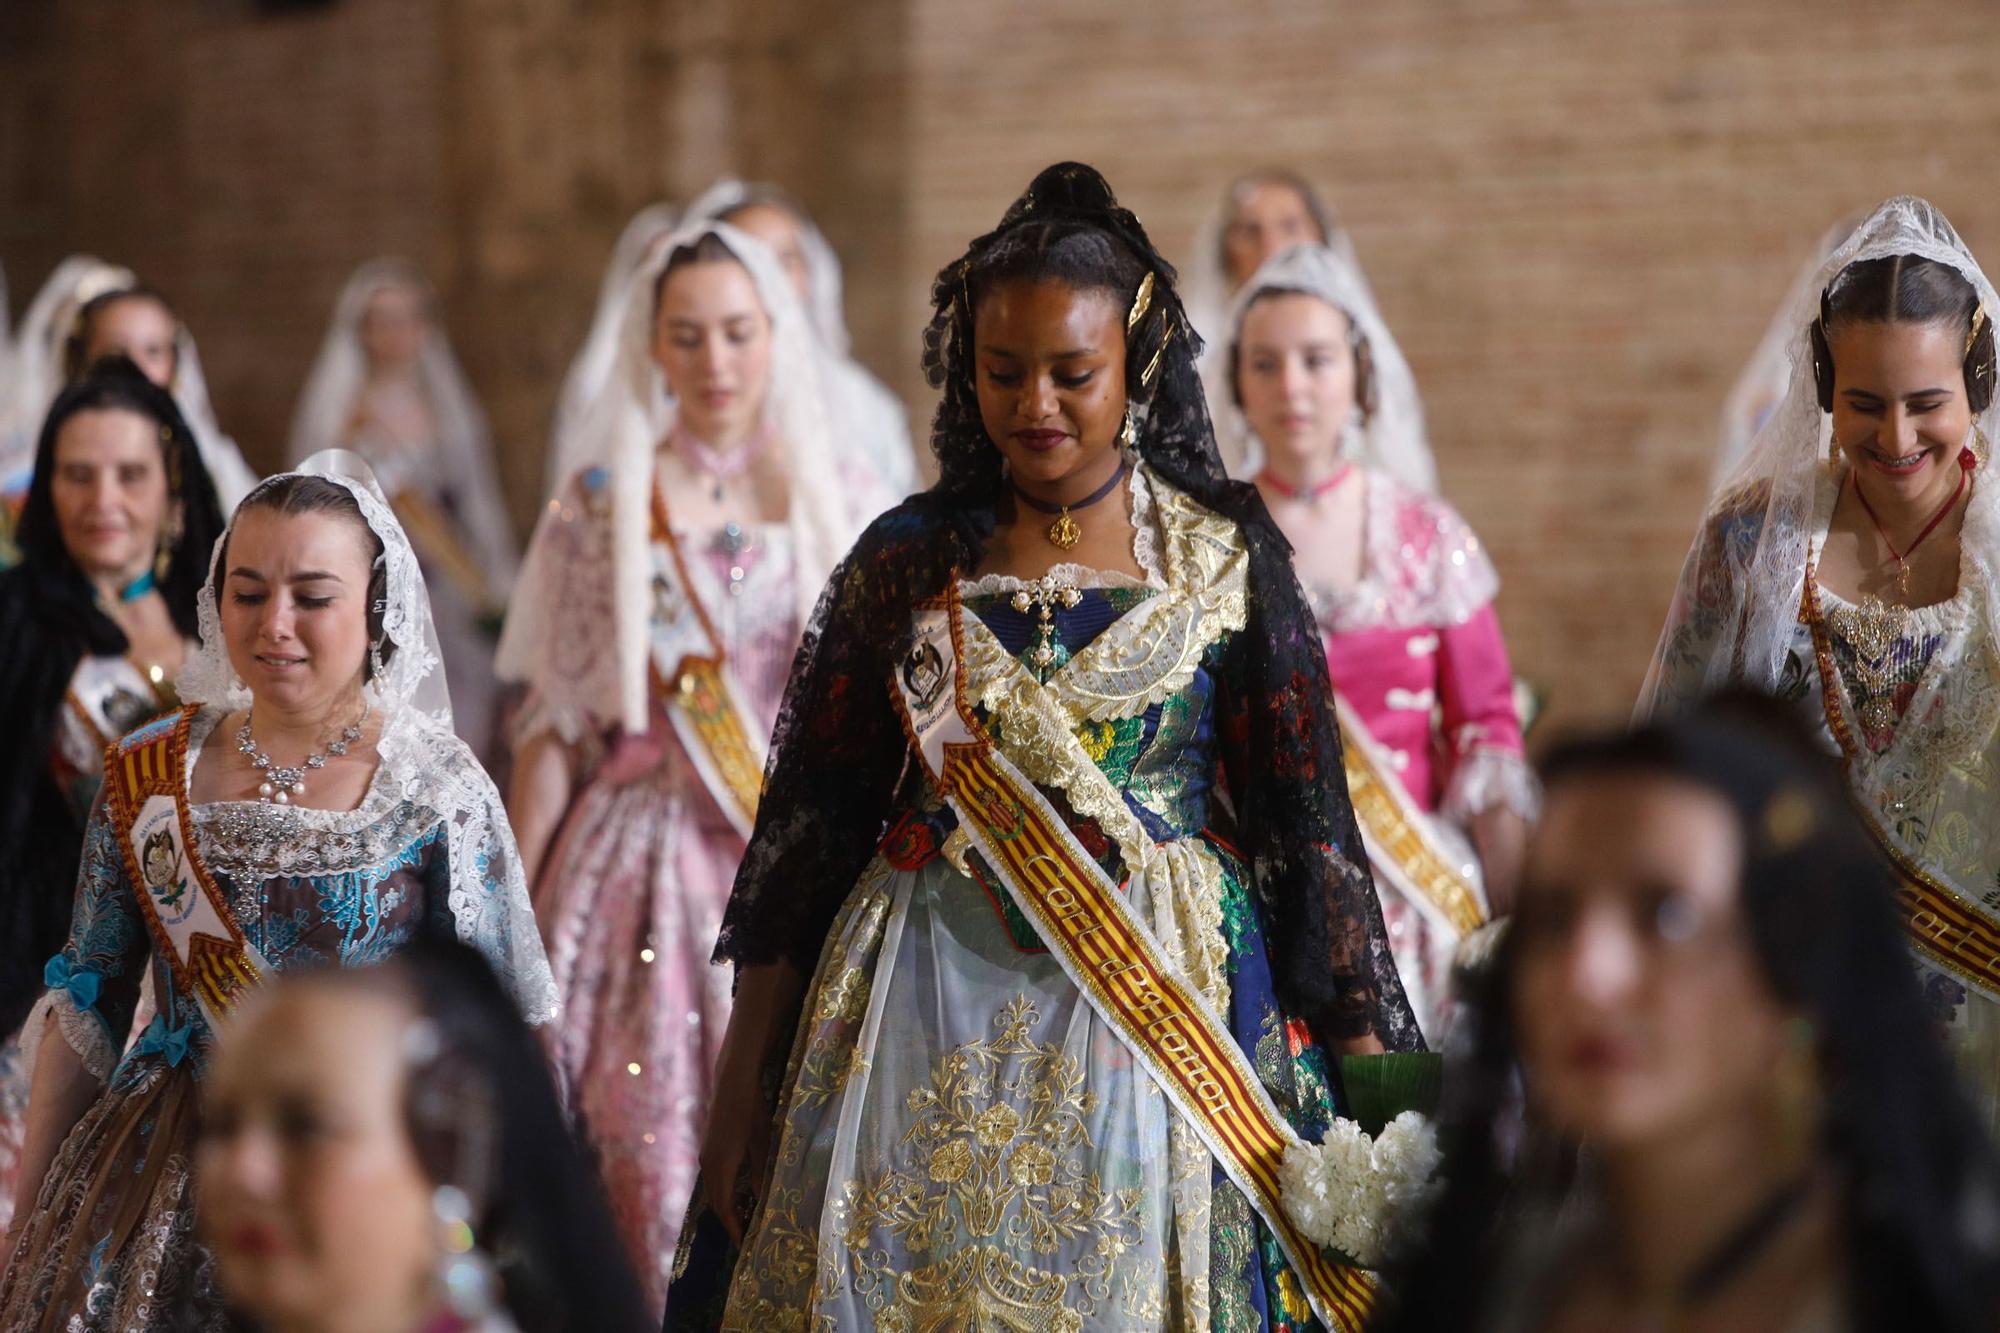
[508,687,605,760]
[22,989,117,1086]
[1442,746,1542,826]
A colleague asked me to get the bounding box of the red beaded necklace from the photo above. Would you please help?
[1257,463,1353,504]
[1848,446,1974,599]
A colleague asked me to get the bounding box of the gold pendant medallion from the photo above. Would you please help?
[1824,590,1912,737]
[1047,510,1082,550]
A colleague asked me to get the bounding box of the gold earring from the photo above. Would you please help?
[1117,406,1136,451]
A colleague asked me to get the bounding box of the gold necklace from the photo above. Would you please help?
[1011,462,1126,550]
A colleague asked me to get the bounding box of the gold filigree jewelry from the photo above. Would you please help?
[1822,592,1908,736]
[1010,573,1083,671]
[1967,305,1988,357]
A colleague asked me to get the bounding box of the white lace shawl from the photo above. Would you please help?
[165,328,260,509]
[1181,174,1369,368]
[171,451,556,1023]
[680,179,919,496]
[546,201,679,496]
[0,260,260,506]
[0,256,134,487]
[1216,242,1439,494]
[1712,213,1864,493]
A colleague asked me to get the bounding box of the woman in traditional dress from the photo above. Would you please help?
[1639,196,2000,1126]
[498,219,881,1308]
[0,358,226,1233]
[63,284,260,508]
[0,451,555,1331]
[1385,694,2000,1333]
[288,260,518,759]
[1223,243,1534,1039]
[547,201,680,497]
[682,179,920,497]
[668,162,1421,1332]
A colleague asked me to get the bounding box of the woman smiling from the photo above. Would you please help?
[1642,196,2000,1128]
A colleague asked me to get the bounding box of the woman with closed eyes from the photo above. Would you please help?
[664,163,1418,1333]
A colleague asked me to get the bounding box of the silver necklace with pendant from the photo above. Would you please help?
[237,708,368,804]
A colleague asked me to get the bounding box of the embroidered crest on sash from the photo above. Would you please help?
[104,707,270,1030]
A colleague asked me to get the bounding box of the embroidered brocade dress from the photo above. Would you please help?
[1303,472,1533,1039]
[696,471,1378,1331]
[511,465,805,1308]
[0,706,556,1332]
[1651,472,2000,1126]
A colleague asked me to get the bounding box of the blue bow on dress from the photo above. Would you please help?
[42,955,100,1012]
[132,1014,195,1069]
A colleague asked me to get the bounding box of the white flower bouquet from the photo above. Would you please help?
[1279,1110,1445,1268]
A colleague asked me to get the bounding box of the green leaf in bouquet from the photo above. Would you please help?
[1338,1052,1444,1137]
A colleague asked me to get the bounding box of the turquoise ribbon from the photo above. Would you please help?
[132,1014,195,1068]
[42,955,100,1012]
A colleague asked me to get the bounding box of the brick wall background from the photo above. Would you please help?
[6,0,1999,730]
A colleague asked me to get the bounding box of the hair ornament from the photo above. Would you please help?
[1140,315,1173,389]
[1760,786,1817,854]
[1127,271,1156,333]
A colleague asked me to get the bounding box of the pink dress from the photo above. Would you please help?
[510,467,804,1309]
[1302,470,1535,1038]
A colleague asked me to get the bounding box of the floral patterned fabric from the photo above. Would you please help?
[1649,470,2000,1129]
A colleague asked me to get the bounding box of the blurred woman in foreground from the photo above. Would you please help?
[199,939,649,1333]
[1383,692,2000,1333]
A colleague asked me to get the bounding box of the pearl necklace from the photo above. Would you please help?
[237,709,367,804]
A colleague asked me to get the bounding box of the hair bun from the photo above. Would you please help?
[1008,162,1122,225]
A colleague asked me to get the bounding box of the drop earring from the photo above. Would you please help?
[432,1184,504,1321]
